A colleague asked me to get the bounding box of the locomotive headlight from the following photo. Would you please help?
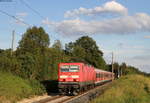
[60,75,68,78]
[71,75,79,78]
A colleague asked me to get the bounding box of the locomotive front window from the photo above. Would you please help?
[61,65,69,72]
[60,65,79,72]
[70,65,79,72]
[61,68,69,72]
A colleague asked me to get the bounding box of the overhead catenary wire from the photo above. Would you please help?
[19,0,60,41]
[19,0,45,19]
[0,9,31,26]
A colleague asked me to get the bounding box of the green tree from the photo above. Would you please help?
[71,45,86,62]
[16,26,50,80]
[48,40,70,80]
[52,40,62,50]
[17,26,50,54]
[113,62,120,78]
[0,49,21,75]
[17,53,37,79]
[120,62,127,75]
[75,36,103,56]
[65,36,107,69]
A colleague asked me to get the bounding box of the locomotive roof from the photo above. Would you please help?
[95,69,112,73]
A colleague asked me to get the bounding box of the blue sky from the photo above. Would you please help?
[0,0,150,73]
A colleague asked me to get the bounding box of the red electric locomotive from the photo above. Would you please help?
[58,62,114,95]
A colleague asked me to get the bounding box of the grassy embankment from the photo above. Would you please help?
[0,71,46,103]
[91,75,150,103]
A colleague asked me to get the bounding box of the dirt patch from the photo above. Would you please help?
[17,94,51,103]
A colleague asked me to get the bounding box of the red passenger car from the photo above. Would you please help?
[95,69,114,86]
[58,62,114,95]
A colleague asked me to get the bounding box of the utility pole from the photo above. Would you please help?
[11,30,15,56]
[118,66,120,78]
[121,68,122,77]
[112,52,114,81]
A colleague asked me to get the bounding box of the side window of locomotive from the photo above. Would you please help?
[96,73,98,78]
[61,65,69,72]
[100,73,102,78]
[70,65,79,72]
[96,73,99,78]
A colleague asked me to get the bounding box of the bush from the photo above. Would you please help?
[29,80,46,95]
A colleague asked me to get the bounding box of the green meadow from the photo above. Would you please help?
[0,71,45,103]
[91,75,150,103]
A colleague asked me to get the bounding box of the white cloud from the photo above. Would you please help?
[13,12,28,26]
[139,65,150,73]
[103,45,150,73]
[144,35,150,38]
[16,12,28,17]
[42,17,57,29]
[42,18,50,25]
[42,1,150,36]
[104,53,150,73]
[49,13,150,36]
[127,55,150,73]
[132,55,150,62]
[15,18,26,26]
[64,1,128,18]
[117,43,147,50]
[42,18,51,27]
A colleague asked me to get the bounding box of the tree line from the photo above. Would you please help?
[0,26,148,81]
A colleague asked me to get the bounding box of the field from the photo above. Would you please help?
[91,75,150,103]
[0,71,46,103]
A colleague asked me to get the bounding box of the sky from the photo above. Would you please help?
[0,0,150,73]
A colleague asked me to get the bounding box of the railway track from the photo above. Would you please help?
[33,95,74,103]
[66,82,112,103]
[33,82,112,103]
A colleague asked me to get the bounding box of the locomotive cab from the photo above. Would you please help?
[59,65,80,82]
[58,63,81,95]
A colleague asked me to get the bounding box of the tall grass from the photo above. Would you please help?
[91,75,150,103]
[0,71,46,103]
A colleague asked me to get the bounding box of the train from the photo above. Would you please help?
[58,63,114,95]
